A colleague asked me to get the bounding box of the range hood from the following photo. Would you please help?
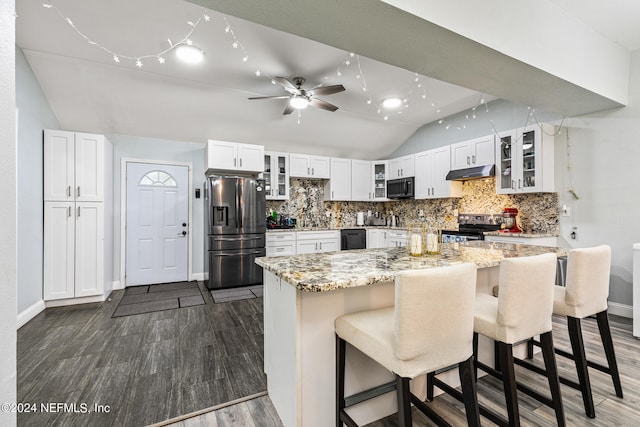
[445,164,495,181]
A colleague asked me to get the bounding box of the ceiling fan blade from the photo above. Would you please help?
[274,77,299,94]
[248,95,291,100]
[283,103,295,115]
[309,84,345,96]
[308,98,339,112]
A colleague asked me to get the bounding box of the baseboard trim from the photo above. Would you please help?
[112,280,124,290]
[608,301,632,318]
[192,272,206,281]
[45,294,107,308]
[17,299,46,329]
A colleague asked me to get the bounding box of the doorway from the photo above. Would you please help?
[124,161,191,286]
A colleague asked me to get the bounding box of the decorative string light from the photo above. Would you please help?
[41,2,210,67]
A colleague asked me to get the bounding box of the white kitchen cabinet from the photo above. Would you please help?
[264,151,289,200]
[415,146,462,199]
[367,228,389,248]
[296,231,340,254]
[325,158,351,201]
[495,124,554,194]
[44,130,106,202]
[387,230,407,248]
[206,140,264,174]
[371,160,388,201]
[484,235,557,247]
[450,135,495,170]
[44,130,113,303]
[351,160,373,201]
[266,231,296,256]
[388,154,415,179]
[289,153,330,179]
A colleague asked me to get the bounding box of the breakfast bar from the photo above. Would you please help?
[256,241,568,427]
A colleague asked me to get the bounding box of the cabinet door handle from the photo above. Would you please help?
[518,179,522,189]
[77,206,81,217]
[467,156,471,165]
[234,158,237,167]
[319,242,322,250]
[67,186,71,198]
[307,167,310,175]
[400,168,403,176]
[397,169,400,177]
[432,187,435,195]
[77,186,80,198]
[239,158,243,167]
[312,167,314,175]
[315,242,318,250]
[472,154,476,164]
[67,206,71,218]
[332,191,334,198]
[276,247,284,252]
[511,179,515,190]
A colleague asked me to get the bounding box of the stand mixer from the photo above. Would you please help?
[500,207,522,233]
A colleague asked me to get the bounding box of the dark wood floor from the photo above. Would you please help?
[17,282,266,427]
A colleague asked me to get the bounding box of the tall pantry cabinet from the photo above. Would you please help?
[43,130,113,302]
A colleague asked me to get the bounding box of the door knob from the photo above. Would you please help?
[182,223,187,227]
[182,231,187,236]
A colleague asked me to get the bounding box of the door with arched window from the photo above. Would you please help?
[125,162,189,285]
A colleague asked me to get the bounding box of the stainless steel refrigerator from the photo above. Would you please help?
[204,175,266,290]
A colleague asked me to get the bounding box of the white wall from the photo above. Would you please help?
[554,49,640,307]
[109,135,206,283]
[15,48,59,313]
[0,0,18,423]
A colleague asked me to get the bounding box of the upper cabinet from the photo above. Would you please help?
[415,146,462,199]
[388,154,415,179]
[325,158,351,201]
[289,154,330,179]
[44,130,107,202]
[351,160,373,201]
[264,151,289,200]
[206,140,264,174]
[450,135,495,170]
[371,160,388,201]
[496,124,554,194]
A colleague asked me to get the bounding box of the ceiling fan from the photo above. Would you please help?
[249,77,345,115]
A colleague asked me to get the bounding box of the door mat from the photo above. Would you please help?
[211,285,263,303]
[112,281,205,317]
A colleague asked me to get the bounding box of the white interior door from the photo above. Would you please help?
[126,163,189,286]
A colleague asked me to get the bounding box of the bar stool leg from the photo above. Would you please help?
[596,310,623,398]
[472,332,479,382]
[336,334,346,427]
[540,331,566,426]
[459,357,481,427]
[497,342,520,427]
[567,317,595,418]
[426,372,435,401]
[526,338,534,359]
[395,375,412,427]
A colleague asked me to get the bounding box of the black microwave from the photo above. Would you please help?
[386,177,414,199]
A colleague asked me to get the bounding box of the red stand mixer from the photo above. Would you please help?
[500,207,522,233]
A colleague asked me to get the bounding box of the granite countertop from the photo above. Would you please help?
[256,241,568,292]
[483,231,559,238]
[266,226,407,232]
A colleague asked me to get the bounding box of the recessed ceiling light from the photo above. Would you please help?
[175,44,204,64]
[290,95,309,109]
[382,97,402,109]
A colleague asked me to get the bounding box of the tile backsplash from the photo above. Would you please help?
[267,178,558,233]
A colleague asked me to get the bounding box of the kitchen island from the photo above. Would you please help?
[256,241,568,427]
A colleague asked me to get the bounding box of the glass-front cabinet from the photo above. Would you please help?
[263,151,289,200]
[496,124,554,194]
[372,160,388,200]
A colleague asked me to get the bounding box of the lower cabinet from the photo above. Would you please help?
[266,232,296,257]
[44,201,107,300]
[296,231,340,254]
[387,230,407,248]
[366,229,389,248]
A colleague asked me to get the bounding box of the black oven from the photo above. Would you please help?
[442,214,502,242]
[386,177,414,199]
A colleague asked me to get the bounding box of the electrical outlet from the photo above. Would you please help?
[453,209,459,217]
[418,209,424,217]
[562,204,571,217]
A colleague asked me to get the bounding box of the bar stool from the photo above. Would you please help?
[335,263,480,427]
[524,245,622,418]
[431,253,565,426]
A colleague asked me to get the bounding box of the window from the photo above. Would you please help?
[139,170,177,187]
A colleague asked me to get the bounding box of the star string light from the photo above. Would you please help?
[41,2,210,68]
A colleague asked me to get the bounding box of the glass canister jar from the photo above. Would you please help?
[407,224,425,257]
[425,224,442,255]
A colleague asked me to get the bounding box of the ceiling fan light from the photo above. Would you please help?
[382,97,402,109]
[175,44,204,64]
[290,95,309,109]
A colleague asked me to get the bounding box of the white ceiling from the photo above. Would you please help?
[15,0,640,159]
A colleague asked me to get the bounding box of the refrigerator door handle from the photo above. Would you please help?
[215,236,263,241]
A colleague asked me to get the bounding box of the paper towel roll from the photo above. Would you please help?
[356,212,364,226]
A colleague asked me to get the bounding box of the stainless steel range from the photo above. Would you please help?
[442,214,503,242]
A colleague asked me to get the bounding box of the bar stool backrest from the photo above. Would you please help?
[496,253,557,343]
[565,245,611,318]
[393,263,477,369]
